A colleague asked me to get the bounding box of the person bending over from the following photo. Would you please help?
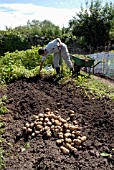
[38,38,74,75]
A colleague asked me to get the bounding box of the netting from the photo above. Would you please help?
[89,52,114,77]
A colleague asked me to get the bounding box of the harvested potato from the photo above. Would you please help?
[39,117,43,121]
[46,121,52,126]
[45,117,49,122]
[73,120,78,125]
[44,126,50,131]
[58,132,64,139]
[73,139,82,145]
[59,117,66,123]
[63,123,69,129]
[50,125,55,130]
[80,136,87,142]
[65,138,72,143]
[70,147,78,154]
[25,122,30,128]
[64,143,72,150]
[49,113,56,119]
[66,129,70,133]
[69,110,75,114]
[36,125,42,130]
[69,125,76,131]
[64,133,71,138]
[56,139,64,145]
[30,123,34,128]
[54,120,61,126]
[32,115,39,120]
[22,108,87,156]
[46,130,52,137]
[45,108,50,112]
[27,128,32,133]
[60,146,70,154]
[35,130,40,135]
[38,113,44,118]
[31,132,36,137]
[22,126,27,131]
[74,131,81,136]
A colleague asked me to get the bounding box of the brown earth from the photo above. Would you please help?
[1,75,114,170]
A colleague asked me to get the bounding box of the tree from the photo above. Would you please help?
[69,0,114,48]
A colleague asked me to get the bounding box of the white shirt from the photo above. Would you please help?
[46,39,60,55]
[41,39,69,61]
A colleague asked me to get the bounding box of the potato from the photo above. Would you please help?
[70,113,75,117]
[75,125,79,129]
[63,123,69,129]
[54,120,61,126]
[69,125,76,131]
[44,114,49,118]
[45,117,49,122]
[73,139,82,145]
[39,117,43,121]
[55,128,59,133]
[46,130,51,137]
[31,132,36,137]
[64,133,71,138]
[44,122,47,126]
[35,130,40,135]
[36,125,42,130]
[38,113,44,118]
[60,146,70,154]
[74,131,81,136]
[73,120,78,125]
[80,136,87,142]
[55,126,62,130]
[56,139,64,145]
[45,108,50,112]
[58,132,64,139]
[25,122,30,128]
[65,138,72,143]
[22,126,27,131]
[46,121,52,126]
[50,125,55,130]
[70,147,78,153]
[30,123,34,128]
[44,126,50,131]
[69,110,75,114]
[66,117,70,121]
[51,118,55,123]
[66,129,70,133]
[71,134,75,138]
[64,143,72,150]
[49,113,55,119]
[34,121,38,127]
[32,115,39,120]
[58,117,66,123]
[54,110,59,114]
[27,128,32,133]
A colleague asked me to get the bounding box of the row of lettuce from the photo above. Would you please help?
[0,46,53,84]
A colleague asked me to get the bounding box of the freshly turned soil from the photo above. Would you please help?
[1,75,114,170]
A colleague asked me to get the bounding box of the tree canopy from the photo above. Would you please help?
[69,0,114,48]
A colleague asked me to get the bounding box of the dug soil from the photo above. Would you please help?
[1,75,114,170]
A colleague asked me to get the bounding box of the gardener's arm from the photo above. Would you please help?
[39,55,47,74]
[39,60,44,73]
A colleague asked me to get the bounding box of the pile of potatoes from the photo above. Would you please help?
[22,108,87,155]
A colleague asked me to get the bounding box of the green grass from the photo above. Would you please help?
[60,70,114,100]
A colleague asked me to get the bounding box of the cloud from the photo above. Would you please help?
[0,3,79,30]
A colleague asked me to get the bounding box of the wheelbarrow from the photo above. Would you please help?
[71,55,102,77]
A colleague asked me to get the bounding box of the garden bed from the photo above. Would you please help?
[1,75,114,170]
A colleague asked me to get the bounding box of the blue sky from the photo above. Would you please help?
[0,0,113,30]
